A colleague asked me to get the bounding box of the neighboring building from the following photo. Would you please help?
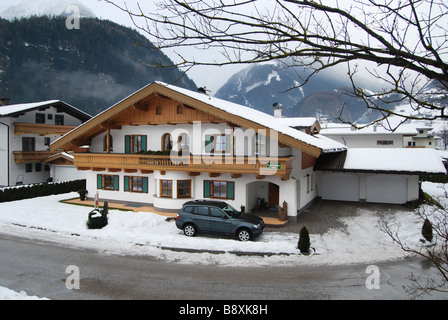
[50,82,446,221]
[320,123,439,149]
[0,100,91,186]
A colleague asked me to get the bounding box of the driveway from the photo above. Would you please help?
[267,200,414,235]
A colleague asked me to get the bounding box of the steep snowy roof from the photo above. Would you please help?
[158,82,345,153]
[0,100,91,121]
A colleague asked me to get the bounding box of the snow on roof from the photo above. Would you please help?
[0,100,60,116]
[320,122,432,136]
[343,148,446,174]
[274,117,318,128]
[157,82,345,153]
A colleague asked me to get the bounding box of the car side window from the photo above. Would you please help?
[195,206,209,216]
[183,206,194,213]
[210,207,225,218]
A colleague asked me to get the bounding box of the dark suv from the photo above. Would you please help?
[175,200,265,241]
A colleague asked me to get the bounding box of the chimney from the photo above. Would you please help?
[0,98,10,106]
[272,102,283,118]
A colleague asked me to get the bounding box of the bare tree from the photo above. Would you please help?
[381,186,448,298]
[106,0,448,129]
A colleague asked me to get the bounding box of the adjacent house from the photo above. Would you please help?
[50,82,446,221]
[0,100,91,186]
[320,123,439,149]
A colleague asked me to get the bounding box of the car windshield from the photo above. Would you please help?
[222,205,240,217]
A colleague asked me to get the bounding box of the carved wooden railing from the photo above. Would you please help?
[73,153,293,179]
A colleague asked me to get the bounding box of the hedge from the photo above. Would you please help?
[0,180,86,203]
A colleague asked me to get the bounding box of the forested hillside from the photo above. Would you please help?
[0,16,196,115]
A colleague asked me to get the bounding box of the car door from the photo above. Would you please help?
[192,206,211,232]
[209,207,233,235]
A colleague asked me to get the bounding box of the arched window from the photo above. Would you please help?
[178,133,190,152]
[162,133,173,151]
[177,104,183,114]
[156,106,162,115]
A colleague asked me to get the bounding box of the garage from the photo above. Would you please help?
[321,173,360,202]
[367,175,408,204]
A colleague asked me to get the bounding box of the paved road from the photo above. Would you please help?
[0,233,446,301]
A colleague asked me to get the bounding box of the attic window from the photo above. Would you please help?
[177,105,183,114]
[156,106,162,115]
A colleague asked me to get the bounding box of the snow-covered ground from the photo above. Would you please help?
[0,182,445,299]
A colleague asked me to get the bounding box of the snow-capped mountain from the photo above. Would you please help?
[0,0,96,20]
[215,60,357,118]
[215,60,412,123]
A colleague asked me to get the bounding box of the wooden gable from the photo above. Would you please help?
[111,94,225,126]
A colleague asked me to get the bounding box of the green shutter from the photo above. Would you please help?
[226,135,232,153]
[125,135,131,154]
[124,176,130,192]
[142,136,147,152]
[227,182,234,200]
[97,174,103,189]
[114,176,119,191]
[205,135,213,153]
[143,177,148,193]
[204,180,211,198]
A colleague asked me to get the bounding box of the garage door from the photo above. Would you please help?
[321,173,360,202]
[367,175,408,204]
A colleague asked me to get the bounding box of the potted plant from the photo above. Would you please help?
[78,189,88,201]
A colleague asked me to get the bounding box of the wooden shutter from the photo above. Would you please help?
[124,176,130,192]
[114,176,119,191]
[143,177,148,193]
[97,174,103,189]
[205,136,213,153]
[226,135,232,153]
[125,135,131,154]
[142,136,147,152]
[227,181,235,200]
[203,180,211,198]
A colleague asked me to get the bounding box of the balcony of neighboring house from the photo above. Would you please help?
[13,150,61,164]
[14,123,77,136]
[73,153,294,181]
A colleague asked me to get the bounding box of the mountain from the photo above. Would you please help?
[215,61,354,117]
[0,16,197,115]
[215,60,396,122]
[0,0,96,20]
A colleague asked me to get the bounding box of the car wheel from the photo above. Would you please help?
[183,224,197,237]
[237,228,251,241]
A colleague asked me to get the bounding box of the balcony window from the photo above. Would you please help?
[162,133,173,152]
[205,135,231,154]
[125,135,147,154]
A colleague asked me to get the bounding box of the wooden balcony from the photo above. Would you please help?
[74,153,294,180]
[14,151,60,163]
[14,123,77,136]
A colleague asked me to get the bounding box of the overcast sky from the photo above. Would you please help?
[0,0,244,93]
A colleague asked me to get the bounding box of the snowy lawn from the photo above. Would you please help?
[0,183,444,268]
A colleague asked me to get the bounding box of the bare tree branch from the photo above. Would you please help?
[105,0,448,127]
